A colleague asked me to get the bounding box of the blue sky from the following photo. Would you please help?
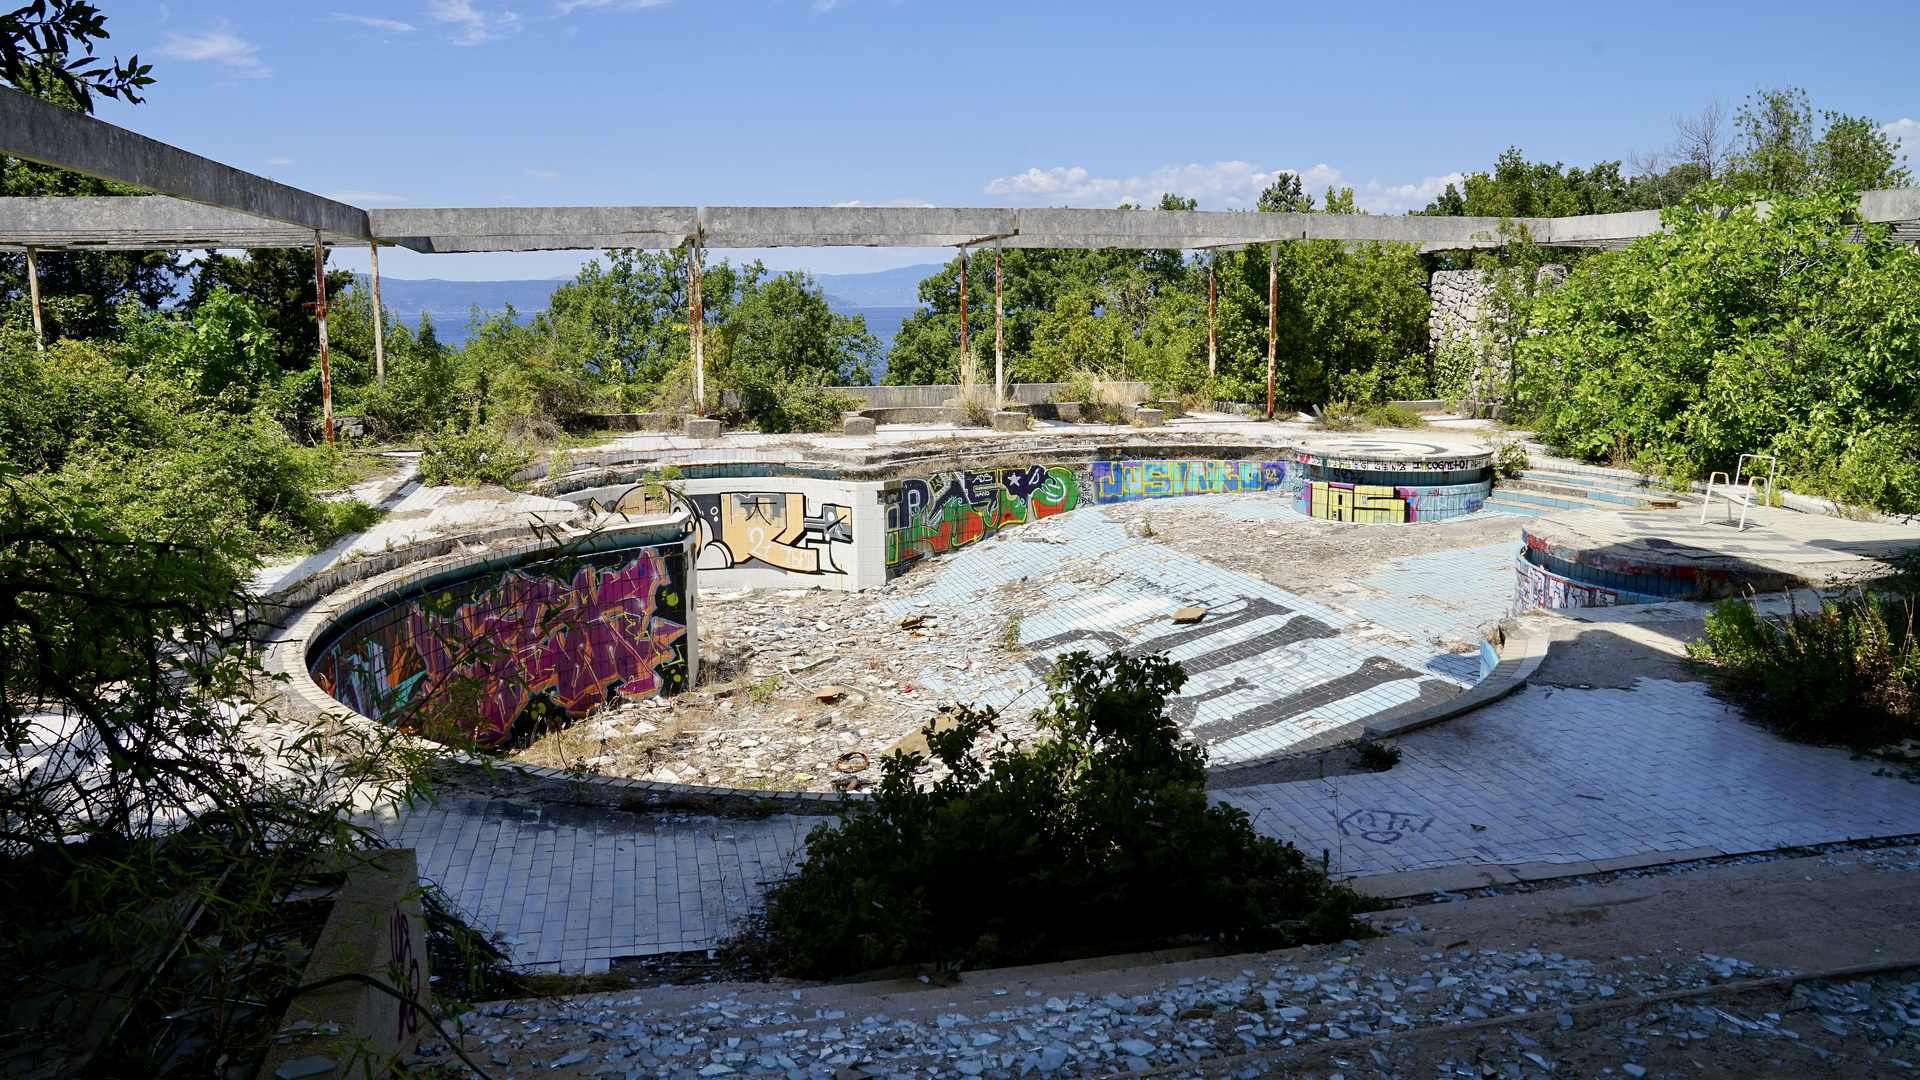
[91,0,1920,281]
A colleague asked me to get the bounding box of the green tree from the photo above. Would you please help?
[0,4,173,341]
[535,248,692,395]
[188,248,353,374]
[1515,185,1920,512]
[1723,86,1910,195]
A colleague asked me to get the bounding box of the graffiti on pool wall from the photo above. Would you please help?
[685,491,853,576]
[1090,459,1288,503]
[885,464,1078,575]
[1305,481,1415,524]
[309,546,689,747]
[1514,552,1618,611]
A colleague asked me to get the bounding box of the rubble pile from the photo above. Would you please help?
[405,935,1920,1078]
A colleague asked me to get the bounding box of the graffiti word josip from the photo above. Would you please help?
[1091,459,1289,503]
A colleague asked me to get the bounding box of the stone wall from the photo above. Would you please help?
[1428,266,1568,406]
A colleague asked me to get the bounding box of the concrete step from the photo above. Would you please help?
[1522,467,1695,501]
[1483,496,1549,517]
[1501,478,1653,508]
[1489,487,1642,513]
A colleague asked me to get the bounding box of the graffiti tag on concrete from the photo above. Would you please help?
[1338,808,1434,844]
[1304,481,1413,524]
[687,491,853,576]
[885,465,1077,576]
[1090,459,1288,503]
[310,546,689,746]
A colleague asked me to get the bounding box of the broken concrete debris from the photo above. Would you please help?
[407,940,1918,1078]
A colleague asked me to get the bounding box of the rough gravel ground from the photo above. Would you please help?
[396,846,1920,1079]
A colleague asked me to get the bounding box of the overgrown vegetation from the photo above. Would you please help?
[1514,185,1920,512]
[761,650,1367,978]
[1690,589,1920,747]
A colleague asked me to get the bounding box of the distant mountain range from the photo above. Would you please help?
[361,264,938,366]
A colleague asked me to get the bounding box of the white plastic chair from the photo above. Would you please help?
[1700,453,1777,531]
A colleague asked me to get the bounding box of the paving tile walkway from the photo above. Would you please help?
[1219,677,1920,877]
[379,799,810,972]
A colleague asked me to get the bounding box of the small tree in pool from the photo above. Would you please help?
[762,649,1367,977]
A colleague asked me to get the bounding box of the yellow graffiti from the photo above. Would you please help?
[1310,482,1408,524]
[721,492,821,572]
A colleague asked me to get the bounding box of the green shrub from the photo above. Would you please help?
[747,379,862,434]
[761,650,1366,977]
[1363,402,1426,428]
[1689,592,1920,745]
[418,424,535,486]
[1493,439,1531,479]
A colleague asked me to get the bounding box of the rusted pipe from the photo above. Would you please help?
[313,232,333,446]
[958,247,969,385]
[994,243,1004,405]
[1207,259,1216,378]
[690,240,705,417]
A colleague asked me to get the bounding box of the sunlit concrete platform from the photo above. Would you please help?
[1518,505,1920,609]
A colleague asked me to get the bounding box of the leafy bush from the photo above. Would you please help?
[762,650,1366,977]
[1363,402,1426,428]
[746,379,862,434]
[1689,592,1920,745]
[1492,439,1531,479]
[1516,186,1920,513]
[418,423,535,486]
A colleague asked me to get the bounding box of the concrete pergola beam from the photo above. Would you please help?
[0,195,361,251]
[694,206,1014,248]
[368,206,698,253]
[0,86,372,241]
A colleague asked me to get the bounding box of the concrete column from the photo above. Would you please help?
[1265,241,1277,420]
[24,246,42,351]
[313,233,334,446]
[369,243,385,390]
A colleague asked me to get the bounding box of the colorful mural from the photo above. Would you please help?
[885,464,1078,576]
[309,545,689,746]
[1090,459,1289,503]
[685,491,853,576]
[1514,551,1618,611]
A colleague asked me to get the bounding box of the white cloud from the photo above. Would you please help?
[1354,172,1466,214]
[267,156,293,166]
[335,13,418,31]
[832,198,937,207]
[523,168,566,181]
[551,0,672,13]
[323,190,406,203]
[429,0,522,44]
[1884,118,1920,157]
[983,160,1464,214]
[156,22,270,77]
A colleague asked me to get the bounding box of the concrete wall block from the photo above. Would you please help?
[258,848,428,1080]
[990,411,1030,432]
[842,416,877,437]
[1134,408,1166,427]
[683,417,723,439]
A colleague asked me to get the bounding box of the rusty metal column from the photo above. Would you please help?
[1265,241,1277,421]
[957,247,969,385]
[312,233,334,446]
[1207,258,1216,378]
[24,246,43,351]
[369,243,386,390]
[690,240,705,417]
[994,242,1004,404]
